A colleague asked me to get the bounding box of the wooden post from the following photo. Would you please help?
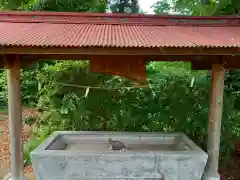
[203,63,225,180]
[7,56,26,180]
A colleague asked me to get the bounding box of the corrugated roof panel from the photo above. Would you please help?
[0,11,239,49]
[0,23,239,48]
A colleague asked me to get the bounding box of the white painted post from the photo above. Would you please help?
[203,63,225,180]
[7,56,27,180]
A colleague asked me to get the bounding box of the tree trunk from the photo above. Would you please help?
[131,0,139,13]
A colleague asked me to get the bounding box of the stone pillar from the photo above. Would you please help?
[203,63,225,180]
[7,56,27,180]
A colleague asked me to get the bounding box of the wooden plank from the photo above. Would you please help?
[21,54,215,61]
[1,53,239,70]
[90,56,147,84]
[203,62,225,180]
[191,55,240,70]
[1,54,217,69]
[0,54,39,68]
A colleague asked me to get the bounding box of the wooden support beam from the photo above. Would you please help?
[2,54,240,70]
[7,55,26,180]
[0,54,215,68]
[203,62,225,180]
[20,54,215,62]
[191,55,240,70]
[0,46,239,56]
[0,54,39,69]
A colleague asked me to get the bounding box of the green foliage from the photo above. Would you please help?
[0,0,27,10]
[152,1,171,14]
[37,61,124,131]
[0,69,38,107]
[1,0,108,12]
[24,125,51,164]
[21,69,39,106]
[0,70,8,106]
[152,0,240,16]
[0,115,4,121]
[151,0,240,163]
[109,0,140,13]
[131,0,139,13]
[0,0,239,166]
[24,138,41,165]
[0,106,8,115]
[23,116,37,126]
[30,0,107,12]
[33,60,237,162]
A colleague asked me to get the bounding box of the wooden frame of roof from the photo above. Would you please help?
[0,11,239,180]
[0,46,239,55]
[1,54,240,70]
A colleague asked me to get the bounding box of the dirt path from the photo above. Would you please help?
[0,108,39,179]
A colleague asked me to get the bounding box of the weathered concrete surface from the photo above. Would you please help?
[30,131,208,180]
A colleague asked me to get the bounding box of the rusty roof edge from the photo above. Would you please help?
[0,11,239,26]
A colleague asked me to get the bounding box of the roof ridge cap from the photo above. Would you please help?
[0,11,239,27]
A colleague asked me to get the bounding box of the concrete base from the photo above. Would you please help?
[31,131,208,180]
[202,173,220,180]
[9,177,28,180]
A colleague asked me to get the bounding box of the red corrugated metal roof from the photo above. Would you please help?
[0,11,239,48]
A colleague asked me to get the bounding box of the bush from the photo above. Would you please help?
[23,116,37,127]
[0,68,38,107]
[24,125,52,165]
[34,61,238,162]
[0,70,8,106]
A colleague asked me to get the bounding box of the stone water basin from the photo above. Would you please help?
[30,131,208,180]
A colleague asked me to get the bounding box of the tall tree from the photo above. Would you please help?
[0,0,26,10]
[109,0,139,13]
[152,0,239,16]
[109,0,130,12]
[131,0,140,13]
[1,0,108,12]
[152,0,240,109]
